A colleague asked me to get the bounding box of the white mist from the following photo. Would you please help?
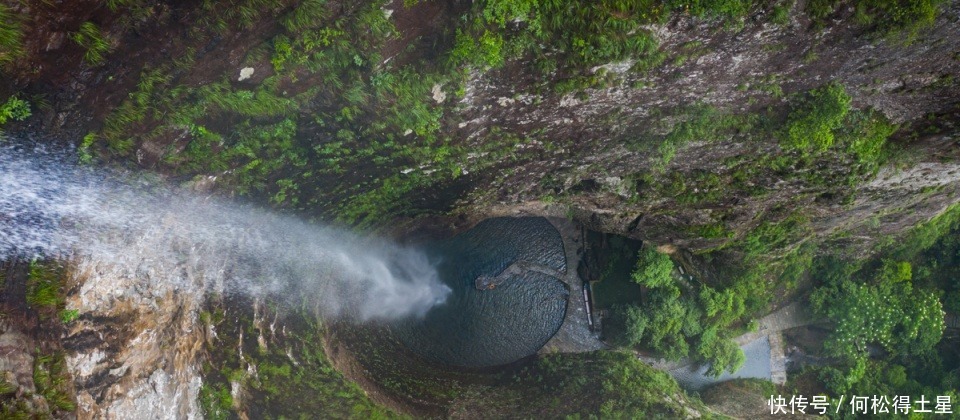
[0,142,450,321]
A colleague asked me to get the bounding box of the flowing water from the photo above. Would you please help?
[669,337,773,390]
[0,141,450,321]
[392,217,569,368]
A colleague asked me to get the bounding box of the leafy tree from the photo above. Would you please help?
[817,356,868,395]
[611,304,647,347]
[699,286,746,328]
[643,288,691,360]
[696,327,745,377]
[811,260,945,359]
[781,83,851,153]
[631,248,675,288]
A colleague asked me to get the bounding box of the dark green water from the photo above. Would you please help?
[392,217,569,367]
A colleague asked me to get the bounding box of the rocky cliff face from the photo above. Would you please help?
[63,257,206,419]
[453,1,960,254]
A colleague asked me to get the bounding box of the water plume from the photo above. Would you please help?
[0,141,450,321]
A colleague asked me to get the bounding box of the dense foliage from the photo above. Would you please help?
[808,0,944,40]
[610,247,745,377]
[781,83,852,153]
[804,204,959,399]
[811,260,944,358]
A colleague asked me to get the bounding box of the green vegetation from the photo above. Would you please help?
[631,245,676,288]
[597,82,903,382]
[811,260,944,359]
[59,309,80,324]
[522,351,704,418]
[200,304,396,419]
[71,22,111,65]
[77,132,97,164]
[454,1,668,70]
[627,83,896,253]
[339,322,708,418]
[797,202,959,400]
[650,105,748,170]
[3,351,76,417]
[25,260,80,325]
[32,352,76,414]
[91,1,482,225]
[770,2,792,25]
[198,382,233,420]
[26,260,65,316]
[0,4,23,66]
[780,83,851,154]
[807,0,943,40]
[609,247,745,376]
[0,96,30,126]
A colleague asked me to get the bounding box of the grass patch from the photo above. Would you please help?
[0,4,23,66]
[33,351,76,414]
[26,260,66,318]
[70,22,111,65]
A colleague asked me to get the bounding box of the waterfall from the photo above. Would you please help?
[0,141,450,321]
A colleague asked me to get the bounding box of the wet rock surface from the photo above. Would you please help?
[62,256,207,419]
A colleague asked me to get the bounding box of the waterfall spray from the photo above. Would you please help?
[0,141,450,321]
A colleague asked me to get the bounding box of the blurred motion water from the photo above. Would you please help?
[0,141,450,321]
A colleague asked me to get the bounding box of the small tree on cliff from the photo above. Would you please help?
[631,248,675,288]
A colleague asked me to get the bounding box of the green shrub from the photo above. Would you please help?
[199,383,233,420]
[631,247,676,288]
[610,304,648,347]
[811,260,945,359]
[781,83,851,153]
[453,0,671,71]
[663,0,755,19]
[837,109,897,172]
[805,0,840,21]
[449,29,505,69]
[807,0,942,40]
[770,2,792,25]
[0,96,30,126]
[78,132,98,164]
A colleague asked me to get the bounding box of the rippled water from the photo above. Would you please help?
[669,337,772,390]
[392,217,569,367]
